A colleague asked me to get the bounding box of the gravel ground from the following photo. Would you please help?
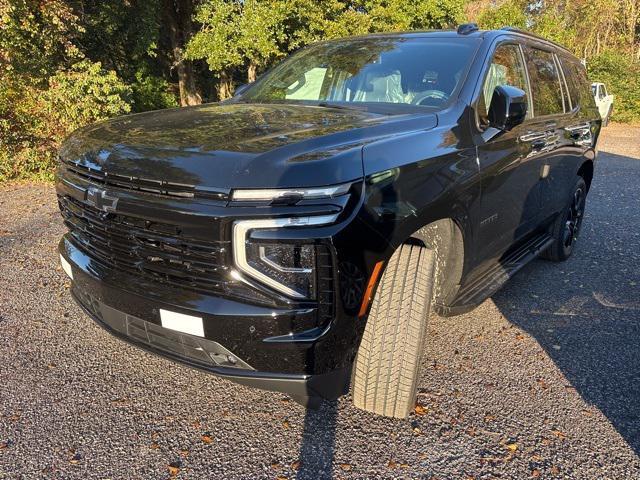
[1,127,639,479]
[597,123,640,159]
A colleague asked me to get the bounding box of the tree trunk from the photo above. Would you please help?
[247,61,257,84]
[217,70,234,100]
[164,0,202,106]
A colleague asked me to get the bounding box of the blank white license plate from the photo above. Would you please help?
[159,309,204,337]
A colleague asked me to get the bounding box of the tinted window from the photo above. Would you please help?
[524,47,564,116]
[559,56,595,110]
[244,38,480,109]
[479,43,529,126]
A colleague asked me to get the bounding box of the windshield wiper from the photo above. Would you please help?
[316,101,366,111]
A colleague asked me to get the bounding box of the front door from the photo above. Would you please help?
[475,42,543,261]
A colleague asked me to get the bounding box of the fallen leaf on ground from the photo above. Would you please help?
[168,461,181,477]
[531,469,541,477]
[201,434,213,444]
[291,461,300,471]
[339,463,352,471]
[505,443,518,452]
[414,405,428,416]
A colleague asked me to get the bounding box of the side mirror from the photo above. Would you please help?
[234,83,250,97]
[488,85,527,131]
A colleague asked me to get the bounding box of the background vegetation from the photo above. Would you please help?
[1,0,639,182]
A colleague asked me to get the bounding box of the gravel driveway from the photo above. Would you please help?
[1,125,639,479]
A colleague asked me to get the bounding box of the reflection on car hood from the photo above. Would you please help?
[60,102,437,189]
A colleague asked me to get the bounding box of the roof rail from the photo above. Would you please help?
[499,26,572,53]
[457,23,479,35]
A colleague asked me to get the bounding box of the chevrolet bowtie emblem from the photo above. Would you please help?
[85,186,119,213]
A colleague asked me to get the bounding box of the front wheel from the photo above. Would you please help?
[352,243,435,418]
[542,177,587,262]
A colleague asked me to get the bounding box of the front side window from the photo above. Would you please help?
[243,37,480,110]
[524,47,565,116]
[478,43,529,127]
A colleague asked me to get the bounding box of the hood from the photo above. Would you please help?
[60,102,437,190]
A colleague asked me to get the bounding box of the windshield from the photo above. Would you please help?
[242,36,480,110]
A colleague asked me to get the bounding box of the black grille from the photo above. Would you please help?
[59,195,270,303]
[61,159,228,201]
[316,246,335,327]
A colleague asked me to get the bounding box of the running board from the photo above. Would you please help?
[435,233,554,316]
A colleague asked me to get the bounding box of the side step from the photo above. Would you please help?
[435,233,554,316]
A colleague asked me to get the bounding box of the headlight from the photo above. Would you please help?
[231,183,351,203]
[232,215,337,299]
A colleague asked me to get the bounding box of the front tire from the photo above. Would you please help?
[543,177,587,262]
[352,243,435,418]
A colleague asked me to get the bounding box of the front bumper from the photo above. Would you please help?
[60,236,351,402]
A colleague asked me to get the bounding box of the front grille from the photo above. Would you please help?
[61,159,228,201]
[59,195,271,304]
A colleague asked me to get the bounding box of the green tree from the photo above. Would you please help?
[186,0,289,96]
[477,0,527,30]
[0,0,82,83]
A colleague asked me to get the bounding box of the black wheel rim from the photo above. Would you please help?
[563,187,585,250]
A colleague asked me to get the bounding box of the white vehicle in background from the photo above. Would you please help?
[592,82,614,126]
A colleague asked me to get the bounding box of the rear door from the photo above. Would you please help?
[545,55,599,210]
[518,44,576,217]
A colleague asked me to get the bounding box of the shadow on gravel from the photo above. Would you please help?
[296,401,338,479]
[492,151,640,455]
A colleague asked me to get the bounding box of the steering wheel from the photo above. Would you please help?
[411,90,450,106]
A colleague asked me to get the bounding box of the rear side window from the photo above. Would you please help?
[559,56,595,110]
[478,43,529,127]
[523,47,564,116]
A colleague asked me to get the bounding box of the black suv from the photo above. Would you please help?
[56,26,600,418]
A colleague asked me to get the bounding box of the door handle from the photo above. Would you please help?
[564,123,592,144]
[519,132,548,142]
[564,123,591,132]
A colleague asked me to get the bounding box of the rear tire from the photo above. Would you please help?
[542,177,587,262]
[352,243,435,418]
